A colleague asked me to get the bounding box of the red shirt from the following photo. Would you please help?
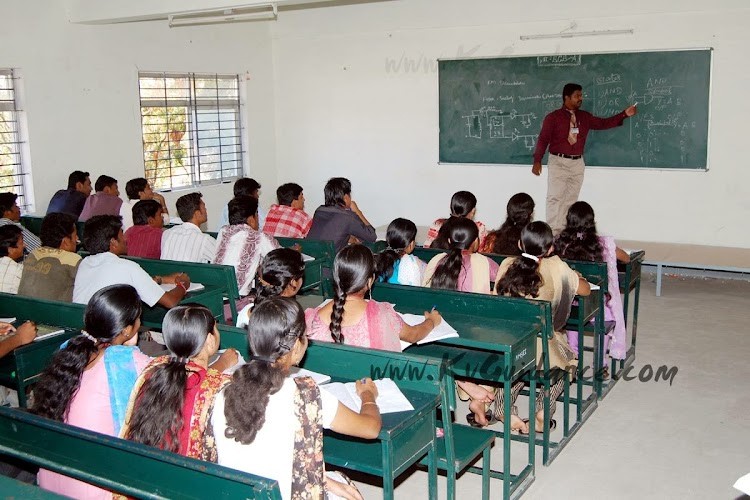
[533,107,627,163]
[125,225,163,259]
[262,204,312,238]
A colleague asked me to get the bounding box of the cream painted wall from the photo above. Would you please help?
[0,0,277,230]
[2,0,748,246]
[270,0,750,248]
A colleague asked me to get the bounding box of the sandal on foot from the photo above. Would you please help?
[519,418,557,435]
[466,411,495,428]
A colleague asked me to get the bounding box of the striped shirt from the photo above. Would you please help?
[0,218,41,252]
[161,222,217,263]
[0,256,23,294]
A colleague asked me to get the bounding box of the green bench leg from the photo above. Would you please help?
[481,445,490,500]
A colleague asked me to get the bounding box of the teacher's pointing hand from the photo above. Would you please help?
[624,104,638,117]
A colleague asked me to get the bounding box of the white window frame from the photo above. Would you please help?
[0,68,33,212]
[138,72,245,191]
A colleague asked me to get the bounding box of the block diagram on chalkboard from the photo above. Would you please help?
[462,107,538,149]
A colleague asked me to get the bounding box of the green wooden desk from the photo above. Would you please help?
[0,406,283,499]
[0,293,85,407]
[371,283,537,498]
[141,284,225,328]
[277,237,335,296]
[618,250,645,373]
[127,256,241,322]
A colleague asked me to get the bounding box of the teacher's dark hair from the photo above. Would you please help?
[495,221,553,298]
[429,217,478,291]
[223,297,306,445]
[124,304,216,453]
[554,201,603,262]
[375,218,417,282]
[488,192,535,255]
[563,83,582,99]
[324,177,351,207]
[31,285,142,422]
[331,244,374,343]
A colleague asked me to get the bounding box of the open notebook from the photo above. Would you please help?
[320,378,413,414]
[159,282,205,293]
[397,313,459,351]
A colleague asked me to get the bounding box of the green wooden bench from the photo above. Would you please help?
[412,247,618,401]
[20,215,85,244]
[0,293,85,407]
[369,283,540,497]
[277,237,335,296]
[618,250,645,374]
[126,256,240,324]
[0,406,282,499]
[218,325,442,500]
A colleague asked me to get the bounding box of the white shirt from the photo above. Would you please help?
[212,377,339,500]
[72,252,164,306]
[161,222,217,263]
[0,256,22,294]
[220,204,266,230]
[119,199,169,231]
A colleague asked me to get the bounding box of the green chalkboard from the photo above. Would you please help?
[438,49,711,169]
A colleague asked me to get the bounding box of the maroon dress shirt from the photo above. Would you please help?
[533,107,627,163]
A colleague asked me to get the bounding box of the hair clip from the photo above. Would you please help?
[80,331,98,345]
[576,231,586,240]
[521,252,540,263]
[248,354,275,364]
[171,356,190,364]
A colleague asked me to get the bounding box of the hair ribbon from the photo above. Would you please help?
[521,252,540,263]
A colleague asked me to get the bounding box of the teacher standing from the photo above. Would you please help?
[532,83,637,234]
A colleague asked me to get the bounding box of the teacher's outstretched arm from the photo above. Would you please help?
[531,113,554,176]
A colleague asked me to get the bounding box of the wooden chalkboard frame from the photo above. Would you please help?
[436,48,713,171]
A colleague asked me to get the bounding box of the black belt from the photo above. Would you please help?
[550,152,582,160]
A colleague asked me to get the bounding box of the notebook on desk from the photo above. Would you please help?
[159,282,205,293]
[0,321,66,343]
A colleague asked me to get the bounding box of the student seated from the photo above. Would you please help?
[212,297,380,500]
[0,321,37,358]
[124,200,164,259]
[375,218,426,286]
[46,170,92,218]
[422,217,499,294]
[307,177,376,252]
[421,217,499,427]
[119,177,170,231]
[161,192,217,263]
[262,182,312,238]
[235,248,306,327]
[554,201,630,363]
[220,178,266,229]
[494,221,591,434]
[32,285,151,500]
[0,192,40,251]
[121,305,239,460]
[73,215,190,308]
[423,190,488,249]
[78,175,123,222]
[17,213,81,302]
[213,196,280,296]
[480,192,535,255]
[306,244,440,350]
[0,225,24,294]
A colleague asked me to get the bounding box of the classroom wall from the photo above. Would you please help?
[0,0,278,230]
[2,1,749,246]
[270,0,750,248]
